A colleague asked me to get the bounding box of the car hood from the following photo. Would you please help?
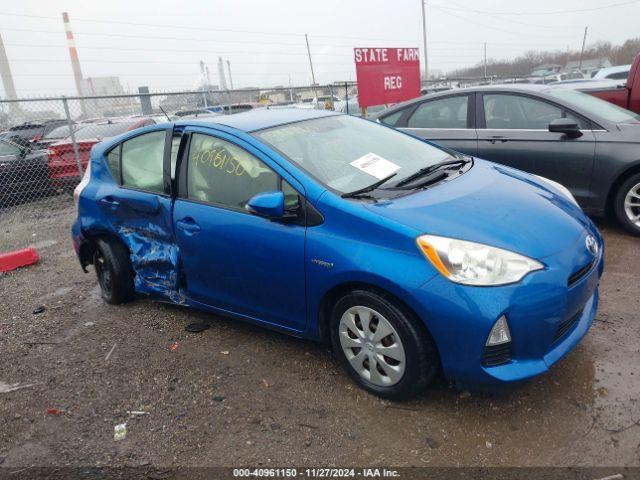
[364,159,593,259]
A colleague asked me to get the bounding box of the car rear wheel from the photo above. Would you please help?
[330,289,438,400]
[614,173,640,236]
[93,238,135,305]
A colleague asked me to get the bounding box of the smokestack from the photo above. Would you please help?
[226,60,234,90]
[0,33,18,100]
[218,56,228,90]
[62,12,84,97]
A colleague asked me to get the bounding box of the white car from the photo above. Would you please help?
[592,64,631,81]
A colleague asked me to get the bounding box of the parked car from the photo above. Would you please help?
[372,84,640,235]
[72,109,603,399]
[591,64,632,81]
[333,96,387,117]
[0,137,51,206]
[577,53,640,114]
[208,103,259,114]
[48,118,155,187]
[1,119,68,145]
[172,109,212,117]
[34,123,79,149]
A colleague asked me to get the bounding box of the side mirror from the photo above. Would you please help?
[246,191,285,218]
[548,118,582,138]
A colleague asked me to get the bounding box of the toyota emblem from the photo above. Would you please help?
[585,235,598,256]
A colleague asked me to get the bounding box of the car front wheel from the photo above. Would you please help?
[614,173,640,236]
[330,290,438,400]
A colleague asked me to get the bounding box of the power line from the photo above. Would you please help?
[428,3,578,39]
[442,0,586,29]
[428,0,640,16]
[426,4,523,36]
[2,42,354,56]
[2,27,418,49]
[0,11,420,44]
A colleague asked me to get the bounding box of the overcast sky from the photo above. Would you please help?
[1,0,639,96]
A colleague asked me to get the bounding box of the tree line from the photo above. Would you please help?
[447,37,640,78]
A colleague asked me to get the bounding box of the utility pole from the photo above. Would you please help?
[483,42,487,79]
[226,60,234,90]
[578,26,588,72]
[305,34,318,100]
[217,56,228,90]
[420,0,429,85]
[199,60,208,107]
[305,34,317,85]
[0,33,18,101]
[288,75,294,103]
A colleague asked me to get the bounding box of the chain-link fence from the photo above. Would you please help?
[0,82,367,252]
[0,75,535,252]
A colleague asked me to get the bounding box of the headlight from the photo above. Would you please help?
[417,235,543,286]
[534,175,579,207]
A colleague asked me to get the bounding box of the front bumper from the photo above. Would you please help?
[409,229,604,387]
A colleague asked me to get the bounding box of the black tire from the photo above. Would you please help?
[614,173,640,236]
[93,238,135,305]
[330,289,439,400]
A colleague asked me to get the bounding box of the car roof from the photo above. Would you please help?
[370,83,584,119]
[176,107,339,133]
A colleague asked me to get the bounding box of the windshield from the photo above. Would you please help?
[546,88,640,123]
[254,115,453,194]
[44,125,75,139]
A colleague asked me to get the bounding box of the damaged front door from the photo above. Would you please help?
[173,129,307,332]
[99,127,183,301]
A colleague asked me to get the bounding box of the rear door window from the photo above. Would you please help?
[407,95,469,129]
[120,131,166,193]
[379,109,405,127]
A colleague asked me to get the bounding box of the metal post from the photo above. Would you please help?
[345,82,349,115]
[328,84,334,110]
[420,0,429,85]
[305,34,318,102]
[578,26,588,73]
[62,96,83,177]
[484,42,487,79]
[227,60,234,90]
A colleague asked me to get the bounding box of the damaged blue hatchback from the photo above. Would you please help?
[72,109,604,399]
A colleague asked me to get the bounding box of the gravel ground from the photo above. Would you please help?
[0,205,639,470]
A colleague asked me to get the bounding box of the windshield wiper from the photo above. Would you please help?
[341,173,397,199]
[393,158,469,189]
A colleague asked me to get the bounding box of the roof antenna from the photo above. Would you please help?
[159,106,171,122]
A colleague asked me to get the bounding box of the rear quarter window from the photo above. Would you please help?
[379,110,404,127]
[120,131,166,193]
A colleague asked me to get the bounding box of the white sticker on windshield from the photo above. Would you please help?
[350,153,400,180]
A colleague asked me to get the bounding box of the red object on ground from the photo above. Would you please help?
[354,47,421,108]
[0,248,40,272]
[46,408,62,415]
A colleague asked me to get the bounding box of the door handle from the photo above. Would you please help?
[485,135,508,144]
[176,217,201,235]
[99,196,119,209]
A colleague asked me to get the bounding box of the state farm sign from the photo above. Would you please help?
[354,47,421,108]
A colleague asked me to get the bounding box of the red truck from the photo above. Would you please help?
[579,53,640,114]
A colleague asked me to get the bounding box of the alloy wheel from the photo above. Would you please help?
[338,306,406,387]
[624,182,640,228]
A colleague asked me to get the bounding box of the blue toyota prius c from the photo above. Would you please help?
[72,108,604,399]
